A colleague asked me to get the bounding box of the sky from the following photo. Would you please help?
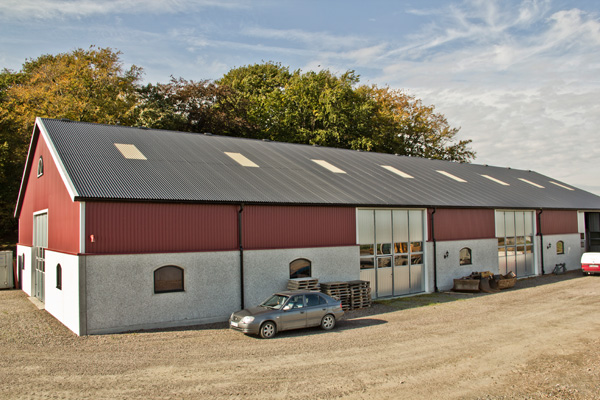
[1,0,599,195]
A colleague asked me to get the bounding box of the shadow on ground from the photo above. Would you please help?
[346,270,585,318]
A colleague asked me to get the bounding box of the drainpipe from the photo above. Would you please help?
[238,204,245,309]
[537,209,545,275]
[431,208,439,292]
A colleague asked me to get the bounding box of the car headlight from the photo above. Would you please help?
[240,316,255,324]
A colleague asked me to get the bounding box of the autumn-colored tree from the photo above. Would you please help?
[368,86,475,162]
[0,47,143,244]
[134,77,256,137]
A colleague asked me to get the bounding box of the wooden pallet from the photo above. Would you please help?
[287,278,320,291]
[321,280,372,311]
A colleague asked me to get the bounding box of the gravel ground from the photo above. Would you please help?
[1,271,599,399]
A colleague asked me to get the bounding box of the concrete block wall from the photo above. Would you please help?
[539,233,583,274]
[427,239,499,291]
[243,245,359,307]
[82,245,359,334]
[83,251,240,334]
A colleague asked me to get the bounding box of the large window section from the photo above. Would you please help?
[496,211,535,277]
[358,209,425,298]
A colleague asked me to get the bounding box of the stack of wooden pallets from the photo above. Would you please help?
[320,281,352,311]
[348,280,372,310]
[287,277,320,291]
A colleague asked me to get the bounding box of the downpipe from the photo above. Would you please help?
[431,208,439,292]
[238,204,245,309]
[538,209,545,275]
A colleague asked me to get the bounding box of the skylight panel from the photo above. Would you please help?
[381,165,414,179]
[311,159,346,174]
[480,174,509,186]
[436,170,467,183]
[114,143,147,160]
[518,178,544,188]
[224,152,259,168]
[550,181,575,191]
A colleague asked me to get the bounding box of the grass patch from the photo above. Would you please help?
[375,292,472,310]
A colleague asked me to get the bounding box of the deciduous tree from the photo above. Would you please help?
[0,47,143,244]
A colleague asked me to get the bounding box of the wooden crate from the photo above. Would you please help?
[497,277,516,290]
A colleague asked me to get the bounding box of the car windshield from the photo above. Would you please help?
[260,294,289,310]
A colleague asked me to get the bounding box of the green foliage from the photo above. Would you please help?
[218,62,473,161]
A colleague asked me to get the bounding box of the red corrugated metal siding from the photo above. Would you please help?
[242,205,356,250]
[85,202,238,254]
[428,208,496,241]
[539,210,578,235]
[18,131,80,253]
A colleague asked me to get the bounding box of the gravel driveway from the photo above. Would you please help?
[1,271,599,399]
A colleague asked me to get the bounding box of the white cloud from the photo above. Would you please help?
[369,1,600,195]
[0,0,244,20]
[242,26,369,52]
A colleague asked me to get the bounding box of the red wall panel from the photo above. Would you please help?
[85,203,356,254]
[18,129,80,254]
[242,205,356,250]
[538,210,578,235]
[428,208,496,241]
[85,202,238,254]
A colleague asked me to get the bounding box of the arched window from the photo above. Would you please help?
[37,156,44,177]
[459,247,472,265]
[154,266,184,293]
[556,241,564,255]
[290,258,311,279]
[56,264,62,290]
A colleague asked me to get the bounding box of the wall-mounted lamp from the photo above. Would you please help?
[443,251,449,259]
[90,234,96,243]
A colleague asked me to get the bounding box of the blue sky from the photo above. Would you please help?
[1,0,599,195]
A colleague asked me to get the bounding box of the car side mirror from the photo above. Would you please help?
[283,305,291,311]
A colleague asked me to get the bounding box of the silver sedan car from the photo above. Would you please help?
[229,290,344,338]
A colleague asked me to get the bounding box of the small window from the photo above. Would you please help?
[290,258,311,279]
[154,265,184,293]
[556,241,564,255]
[459,247,472,265]
[56,264,62,290]
[37,156,44,177]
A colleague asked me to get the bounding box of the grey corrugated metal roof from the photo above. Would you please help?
[31,117,600,210]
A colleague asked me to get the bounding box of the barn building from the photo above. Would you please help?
[15,118,600,335]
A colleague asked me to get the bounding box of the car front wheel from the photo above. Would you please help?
[320,314,336,330]
[259,321,277,339]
